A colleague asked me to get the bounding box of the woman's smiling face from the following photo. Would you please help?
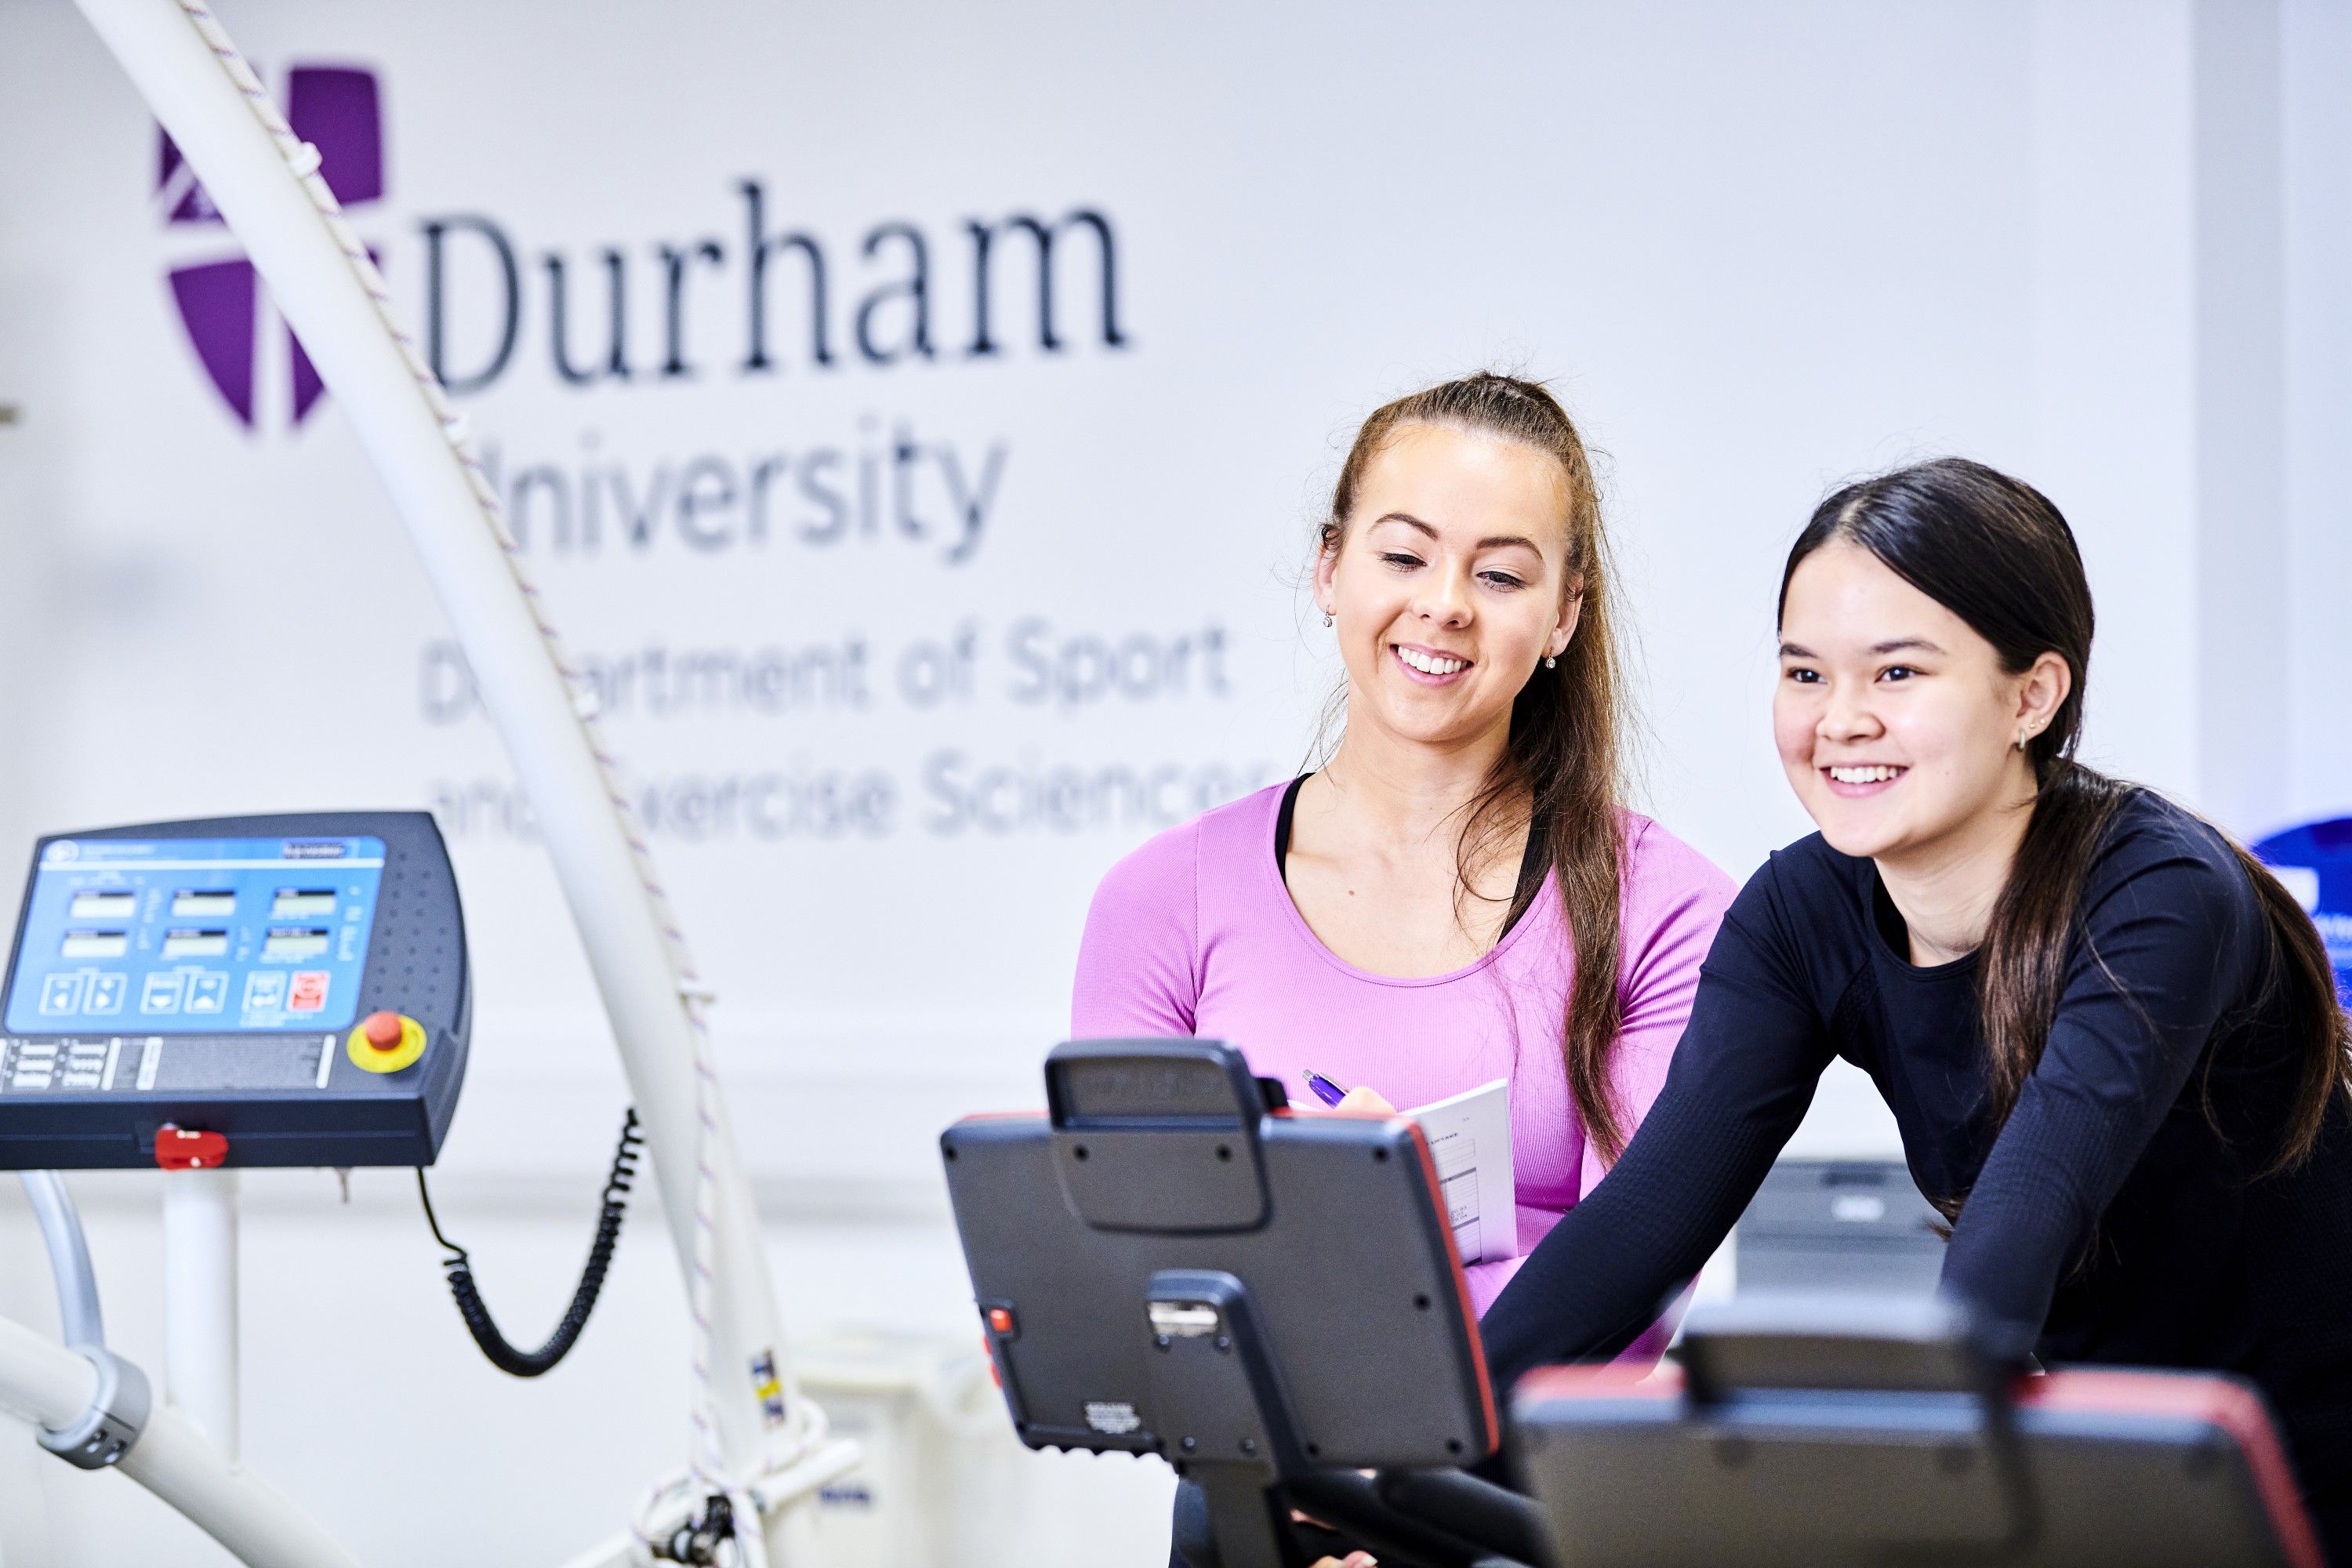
[1774,539,2066,864]
[1315,423,1580,754]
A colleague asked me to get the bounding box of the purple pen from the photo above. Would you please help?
[1301,1069,1348,1108]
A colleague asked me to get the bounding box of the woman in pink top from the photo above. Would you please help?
[1072,372,1733,1323]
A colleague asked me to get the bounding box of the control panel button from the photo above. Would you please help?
[141,972,186,1014]
[186,971,227,1014]
[345,1011,426,1074]
[40,973,84,1014]
[241,971,286,1012]
[287,971,329,1013]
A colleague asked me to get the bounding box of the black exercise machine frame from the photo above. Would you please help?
[945,1038,2328,1568]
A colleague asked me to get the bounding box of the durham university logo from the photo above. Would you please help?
[157,64,383,430]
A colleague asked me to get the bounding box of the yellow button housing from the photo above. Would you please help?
[347,1013,427,1073]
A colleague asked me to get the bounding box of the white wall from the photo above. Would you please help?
[0,2,2343,1563]
[2284,0,2352,830]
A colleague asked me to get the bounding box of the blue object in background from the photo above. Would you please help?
[2252,818,2352,1004]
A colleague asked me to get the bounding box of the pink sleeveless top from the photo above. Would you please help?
[1071,781,1732,1316]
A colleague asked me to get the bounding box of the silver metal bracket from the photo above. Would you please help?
[39,1346,151,1470]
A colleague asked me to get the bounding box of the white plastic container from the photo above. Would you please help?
[793,1327,1177,1568]
[794,1327,1018,1568]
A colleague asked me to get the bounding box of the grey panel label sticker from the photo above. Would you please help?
[1083,1400,1141,1435]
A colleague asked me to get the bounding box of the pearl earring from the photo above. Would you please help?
[1544,655,1557,670]
[1323,610,1334,629]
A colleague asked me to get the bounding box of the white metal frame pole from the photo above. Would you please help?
[70,0,825,1547]
[162,1168,239,1458]
[0,1316,362,1568]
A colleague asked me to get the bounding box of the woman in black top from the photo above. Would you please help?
[1480,459,2352,1559]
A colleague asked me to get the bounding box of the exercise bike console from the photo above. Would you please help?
[943,1038,1541,1568]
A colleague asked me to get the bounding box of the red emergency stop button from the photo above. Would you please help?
[347,1011,426,1073]
[154,1124,229,1171]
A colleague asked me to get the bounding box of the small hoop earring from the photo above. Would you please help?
[2016,731,2031,751]
[1322,611,1334,629]
[1544,655,1557,670]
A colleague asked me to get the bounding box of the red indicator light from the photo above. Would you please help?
[987,1307,1015,1335]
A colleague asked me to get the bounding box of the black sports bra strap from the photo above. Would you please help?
[1274,773,1308,863]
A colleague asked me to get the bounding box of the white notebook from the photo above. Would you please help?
[1403,1078,1516,1265]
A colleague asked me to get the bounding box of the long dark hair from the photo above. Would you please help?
[1322,372,1635,1158]
[1781,457,2351,1176]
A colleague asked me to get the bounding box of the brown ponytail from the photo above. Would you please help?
[1784,459,2352,1178]
[1323,373,1635,1158]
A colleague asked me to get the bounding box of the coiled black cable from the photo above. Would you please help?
[415,1109,644,1377]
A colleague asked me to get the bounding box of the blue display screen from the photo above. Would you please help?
[5,836,385,1035]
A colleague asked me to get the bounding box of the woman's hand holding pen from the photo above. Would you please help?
[1301,1069,1396,1116]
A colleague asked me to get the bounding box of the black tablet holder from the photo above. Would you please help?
[1051,1040,1300,1558]
[944,1038,1544,1568]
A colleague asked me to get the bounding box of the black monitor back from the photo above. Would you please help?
[940,1038,1496,1472]
[1513,1295,2325,1568]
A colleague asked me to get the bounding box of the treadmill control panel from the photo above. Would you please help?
[6,833,385,1036]
[0,813,469,1170]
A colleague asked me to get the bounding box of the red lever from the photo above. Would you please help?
[154,1125,230,1171]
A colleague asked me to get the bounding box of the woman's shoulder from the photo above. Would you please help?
[1701,825,1867,918]
[1615,810,1736,922]
[1076,786,1287,1036]
[1609,812,1874,956]
[1087,779,1285,916]
[2082,786,2261,924]
[1073,784,1286,1033]
[1606,812,1737,1000]
[1708,829,1878,964]
[1618,811,1732,889]
[2097,786,2238,865]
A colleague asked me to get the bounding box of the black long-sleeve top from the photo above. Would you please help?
[1481,789,2352,1500]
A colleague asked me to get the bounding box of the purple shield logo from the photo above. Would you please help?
[158,64,384,429]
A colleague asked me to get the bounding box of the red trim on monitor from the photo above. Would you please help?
[2022,1370,2324,1568]
[1396,1117,1501,1454]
